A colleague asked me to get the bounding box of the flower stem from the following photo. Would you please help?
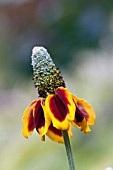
[62,131,75,170]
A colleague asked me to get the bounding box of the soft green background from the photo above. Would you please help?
[0,0,113,170]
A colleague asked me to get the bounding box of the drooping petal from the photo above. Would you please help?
[34,99,45,140]
[44,87,76,131]
[22,101,37,138]
[72,95,96,133]
[56,87,76,121]
[46,123,72,143]
[22,100,46,140]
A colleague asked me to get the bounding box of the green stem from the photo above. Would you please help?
[62,131,75,170]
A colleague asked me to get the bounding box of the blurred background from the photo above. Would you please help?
[0,0,113,170]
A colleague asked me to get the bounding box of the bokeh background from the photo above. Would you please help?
[0,0,113,170]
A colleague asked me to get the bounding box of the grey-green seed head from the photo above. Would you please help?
[31,46,65,98]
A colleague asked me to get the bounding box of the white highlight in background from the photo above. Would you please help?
[105,167,113,170]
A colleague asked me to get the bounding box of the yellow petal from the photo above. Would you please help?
[43,87,76,131]
[72,95,96,133]
[22,101,37,138]
[46,123,72,143]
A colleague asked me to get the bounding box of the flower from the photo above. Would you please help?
[22,47,96,143]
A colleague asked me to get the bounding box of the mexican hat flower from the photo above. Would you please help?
[22,47,96,144]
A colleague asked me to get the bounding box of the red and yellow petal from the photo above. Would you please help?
[22,101,37,138]
[46,123,72,143]
[41,101,51,136]
[22,100,46,140]
[34,99,46,140]
[72,95,96,133]
[44,87,76,131]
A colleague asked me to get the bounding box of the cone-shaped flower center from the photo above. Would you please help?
[31,47,65,98]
